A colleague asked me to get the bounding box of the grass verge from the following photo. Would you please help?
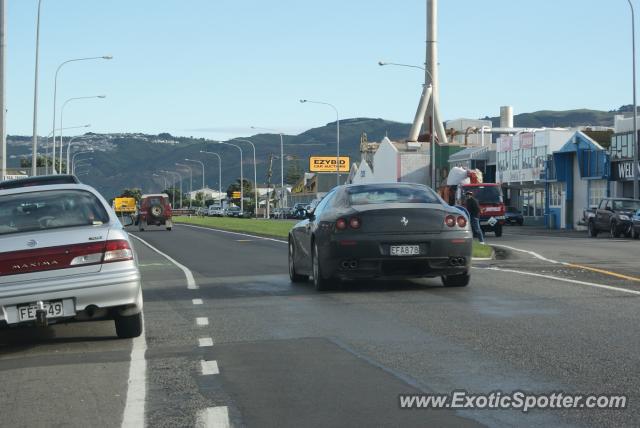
[174,215,295,238]
[472,241,494,259]
[175,216,494,259]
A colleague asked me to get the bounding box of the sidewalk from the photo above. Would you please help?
[501,225,588,238]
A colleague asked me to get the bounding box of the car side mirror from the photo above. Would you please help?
[121,215,134,227]
[306,210,315,220]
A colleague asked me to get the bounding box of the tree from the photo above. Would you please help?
[286,160,303,184]
[226,179,253,197]
[194,191,205,207]
[120,188,143,202]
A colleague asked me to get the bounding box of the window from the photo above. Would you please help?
[0,189,109,236]
[549,183,563,207]
[588,180,607,208]
[347,185,439,205]
[535,190,544,216]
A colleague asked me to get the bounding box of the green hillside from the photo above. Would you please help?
[6,108,623,199]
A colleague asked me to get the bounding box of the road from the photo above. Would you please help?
[1,224,639,427]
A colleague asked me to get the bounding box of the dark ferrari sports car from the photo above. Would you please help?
[288,183,473,290]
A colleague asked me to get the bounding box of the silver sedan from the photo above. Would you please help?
[0,183,143,338]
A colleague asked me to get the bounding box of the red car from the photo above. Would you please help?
[137,193,172,231]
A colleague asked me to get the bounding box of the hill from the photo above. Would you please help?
[5,108,622,199]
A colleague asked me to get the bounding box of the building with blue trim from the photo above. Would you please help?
[544,131,609,229]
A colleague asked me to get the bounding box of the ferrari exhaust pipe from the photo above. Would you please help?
[349,260,358,269]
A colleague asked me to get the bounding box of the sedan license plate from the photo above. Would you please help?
[390,245,420,256]
[17,301,64,322]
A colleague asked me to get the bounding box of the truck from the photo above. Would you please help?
[586,198,640,238]
[438,167,506,237]
[112,197,138,220]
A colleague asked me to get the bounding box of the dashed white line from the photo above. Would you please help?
[199,337,214,347]
[120,315,147,428]
[200,360,220,375]
[196,317,209,326]
[130,234,198,289]
[196,406,230,428]
[192,298,203,305]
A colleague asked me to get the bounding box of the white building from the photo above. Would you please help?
[350,137,429,185]
[445,118,492,146]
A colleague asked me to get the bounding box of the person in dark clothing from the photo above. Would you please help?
[464,191,485,243]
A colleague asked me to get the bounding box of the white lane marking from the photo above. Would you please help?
[199,337,214,347]
[490,244,561,264]
[130,234,198,289]
[196,317,209,326]
[478,266,640,296]
[192,298,203,305]
[200,360,220,375]
[177,223,287,244]
[121,316,147,428]
[196,406,230,428]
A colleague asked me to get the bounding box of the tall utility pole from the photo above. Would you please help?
[0,0,6,181]
[31,0,43,176]
[629,0,639,200]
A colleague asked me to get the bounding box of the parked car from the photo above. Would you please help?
[226,206,244,218]
[138,193,173,231]
[504,206,524,226]
[587,198,640,238]
[207,205,223,216]
[288,183,472,291]
[632,209,640,239]
[0,182,143,338]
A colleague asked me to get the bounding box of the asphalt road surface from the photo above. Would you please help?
[1,223,639,427]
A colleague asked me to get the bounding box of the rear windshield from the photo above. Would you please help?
[145,197,166,206]
[612,200,640,211]
[347,185,439,205]
[466,186,503,204]
[0,189,109,236]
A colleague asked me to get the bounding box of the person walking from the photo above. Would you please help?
[465,191,485,244]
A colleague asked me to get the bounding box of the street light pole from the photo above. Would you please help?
[58,95,105,171]
[64,135,89,174]
[31,0,43,177]
[300,99,341,186]
[71,150,93,174]
[51,55,111,174]
[153,173,168,193]
[200,151,223,207]
[251,126,286,207]
[43,124,90,175]
[184,158,205,191]
[217,141,244,213]
[629,0,639,200]
[378,60,437,187]
[234,139,258,218]
[176,163,193,209]
[161,170,181,208]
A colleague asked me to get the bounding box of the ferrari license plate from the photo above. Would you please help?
[390,245,420,256]
[17,301,64,322]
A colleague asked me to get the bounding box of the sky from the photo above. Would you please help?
[4,0,637,139]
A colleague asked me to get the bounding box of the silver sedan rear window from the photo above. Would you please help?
[0,189,109,235]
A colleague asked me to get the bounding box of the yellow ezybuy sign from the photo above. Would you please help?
[309,156,350,173]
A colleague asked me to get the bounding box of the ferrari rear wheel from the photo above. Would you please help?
[288,239,308,283]
[441,272,470,287]
[312,242,330,291]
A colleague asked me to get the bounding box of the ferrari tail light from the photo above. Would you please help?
[445,215,456,228]
[336,218,347,230]
[104,240,134,263]
[456,216,467,228]
[349,217,361,229]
